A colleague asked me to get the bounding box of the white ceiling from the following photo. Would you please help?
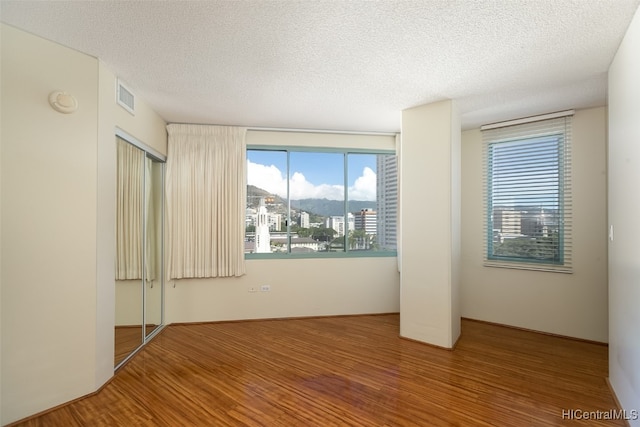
[2,0,639,132]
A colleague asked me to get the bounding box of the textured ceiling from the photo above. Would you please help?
[2,0,639,132]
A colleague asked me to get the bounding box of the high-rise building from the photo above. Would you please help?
[354,209,377,235]
[268,213,282,231]
[493,208,522,239]
[376,154,398,250]
[299,211,310,228]
[326,214,354,237]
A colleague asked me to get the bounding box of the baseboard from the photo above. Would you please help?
[169,311,400,327]
[4,376,116,427]
[398,335,458,351]
[462,317,608,346]
[8,325,167,427]
[606,378,633,427]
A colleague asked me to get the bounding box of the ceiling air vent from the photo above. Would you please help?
[116,78,135,115]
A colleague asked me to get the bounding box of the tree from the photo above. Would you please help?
[296,227,312,238]
[493,233,559,261]
[311,227,336,242]
[348,229,368,250]
[328,236,345,252]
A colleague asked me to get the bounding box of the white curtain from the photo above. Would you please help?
[166,124,247,279]
[145,156,157,282]
[116,137,144,280]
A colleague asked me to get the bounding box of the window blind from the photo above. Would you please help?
[482,115,573,273]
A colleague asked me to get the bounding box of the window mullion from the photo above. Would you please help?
[344,153,349,253]
[286,150,291,255]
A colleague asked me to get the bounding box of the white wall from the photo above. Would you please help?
[1,24,99,424]
[165,130,400,323]
[0,25,167,425]
[97,61,167,382]
[460,107,609,342]
[399,100,461,349]
[608,7,640,425]
[167,258,399,322]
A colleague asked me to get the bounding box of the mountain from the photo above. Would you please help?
[291,198,376,217]
[247,185,376,217]
[247,185,287,208]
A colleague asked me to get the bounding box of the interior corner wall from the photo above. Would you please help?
[103,65,168,157]
[0,24,99,425]
[96,61,167,389]
[460,106,609,342]
[607,6,640,425]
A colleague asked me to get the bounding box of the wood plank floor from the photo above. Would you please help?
[115,325,160,366]
[15,315,624,426]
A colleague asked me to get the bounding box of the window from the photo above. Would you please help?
[483,114,572,272]
[245,147,397,257]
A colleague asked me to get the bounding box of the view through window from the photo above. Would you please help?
[488,136,563,262]
[483,115,572,271]
[245,149,397,256]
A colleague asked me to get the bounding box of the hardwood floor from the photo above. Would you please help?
[15,315,625,426]
[114,325,161,366]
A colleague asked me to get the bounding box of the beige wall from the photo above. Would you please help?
[165,130,400,324]
[0,24,167,424]
[1,24,99,424]
[608,6,640,425]
[460,107,608,342]
[398,100,461,349]
[97,59,167,377]
[167,257,399,322]
[247,129,395,150]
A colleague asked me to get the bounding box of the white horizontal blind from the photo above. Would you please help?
[482,115,572,273]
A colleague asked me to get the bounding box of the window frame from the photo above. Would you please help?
[482,115,573,273]
[245,145,397,259]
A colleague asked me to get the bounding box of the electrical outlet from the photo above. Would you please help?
[260,284,271,292]
[248,287,258,293]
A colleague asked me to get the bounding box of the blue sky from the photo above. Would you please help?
[247,150,378,200]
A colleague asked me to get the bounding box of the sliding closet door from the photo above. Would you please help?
[115,133,166,369]
[115,136,145,367]
[144,154,164,338]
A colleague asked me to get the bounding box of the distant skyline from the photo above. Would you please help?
[247,150,378,201]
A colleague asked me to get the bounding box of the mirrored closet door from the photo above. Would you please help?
[115,132,165,369]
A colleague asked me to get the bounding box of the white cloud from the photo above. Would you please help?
[247,160,287,197]
[289,172,344,200]
[248,161,377,201]
[348,167,376,201]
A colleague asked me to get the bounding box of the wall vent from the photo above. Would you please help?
[116,78,135,115]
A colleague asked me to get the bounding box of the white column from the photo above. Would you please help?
[399,100,461,348]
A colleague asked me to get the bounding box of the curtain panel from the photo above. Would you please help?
[166,124,247,279]
[144,156,157,282]
[116,138,144,280]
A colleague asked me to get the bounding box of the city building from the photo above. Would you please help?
[299,211,310,228]
[326,213,355,237]
[354,208,377,235]
[376,155,398,250]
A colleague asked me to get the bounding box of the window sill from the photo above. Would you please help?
[246,251,397,260]
[483,260,572,274]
